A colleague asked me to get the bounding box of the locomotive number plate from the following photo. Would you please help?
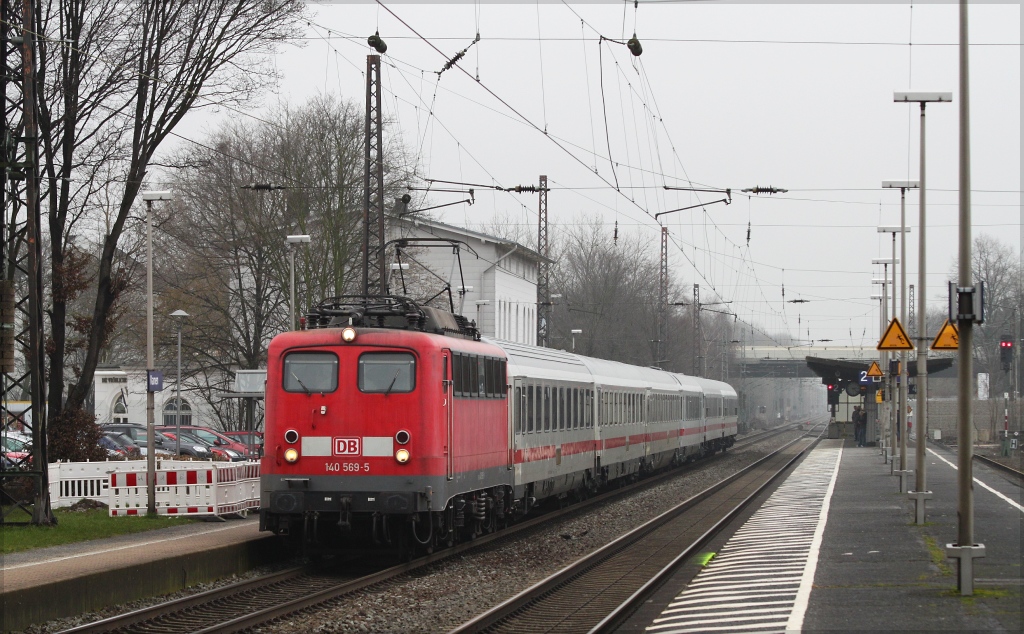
[333,437,361,455]
[326,462,370,473]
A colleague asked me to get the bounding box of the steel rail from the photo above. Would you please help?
[450,431,819,634]
[60,565,312,633]
[974,454,1024,479]
[60,425,807,633]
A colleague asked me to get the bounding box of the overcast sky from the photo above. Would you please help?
[178,1,1021,350]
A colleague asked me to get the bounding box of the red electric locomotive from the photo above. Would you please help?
[260,296,737,553]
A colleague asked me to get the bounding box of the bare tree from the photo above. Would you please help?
[32,0,305,458]
[155,96,411,431]
[948,235,1022,397]
[549,218,685,367]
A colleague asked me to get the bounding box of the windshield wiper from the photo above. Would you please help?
[384,370,401,397]
[291,372,311,395]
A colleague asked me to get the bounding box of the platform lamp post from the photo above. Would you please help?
[875,255,899,471]
[895,90,951,525]
[880,189,917,491]
[142,190,172,515]
[170,310,189,457]
[571,329,582,352]
[871,293,885,447]
[286,235,311,331]
[872,272,892,457]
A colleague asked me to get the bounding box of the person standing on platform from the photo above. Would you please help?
[853,406,866,446]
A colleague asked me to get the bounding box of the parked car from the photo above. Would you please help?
[156,425,251,460]
[222,431,263,458]
[102,432,143,459]
[2,433,32,465]
[160,430,245,462]
[99,423,206,459]
[98,434,130,459]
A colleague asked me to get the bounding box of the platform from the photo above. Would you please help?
[1,515,278,632]
[621,438,1022,632]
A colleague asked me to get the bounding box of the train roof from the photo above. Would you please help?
[487,338,703,393]
[690,376,738,398]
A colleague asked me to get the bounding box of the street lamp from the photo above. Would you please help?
[571,329,582,352]
[170,310,189,457]
[895,90,951,525]
[141,190,171,515]
[285,235,311,331]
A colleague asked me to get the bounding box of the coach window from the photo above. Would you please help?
[561,387,569,432]
[572,388,579,429]
[514,386,522,433]
[543,386,551,431]
[527,385,535,432]
[283,351,338,393]
[358,353,416,393]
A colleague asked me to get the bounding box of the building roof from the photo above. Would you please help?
[394,215,551,265]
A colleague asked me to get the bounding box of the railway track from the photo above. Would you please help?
[974,453,1024,479]
[451,431,820,634]
[61,424,809,633]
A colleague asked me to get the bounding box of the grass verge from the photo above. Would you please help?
[1,504,198,554]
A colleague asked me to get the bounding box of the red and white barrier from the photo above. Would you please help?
[107,461,261,517]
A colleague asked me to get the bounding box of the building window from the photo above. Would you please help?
[162,397,192,426]
[112,396,128,424]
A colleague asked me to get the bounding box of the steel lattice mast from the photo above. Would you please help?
[693,284,702,377]
[657,227,667,367]
[1,0,51,525]
[537,175,549,346]
[363,54,386,296]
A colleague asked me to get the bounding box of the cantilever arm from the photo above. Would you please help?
[655,196,731,220]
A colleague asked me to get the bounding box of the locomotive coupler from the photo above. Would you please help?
[337,497,352,530]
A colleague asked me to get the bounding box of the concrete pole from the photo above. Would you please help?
[900,189,909,472]
[912,102,930,526]
[880,294,888,454]
[146,199,155,515]
[882,275,889,454]
[887,259,896,463]
[952,0,983,594]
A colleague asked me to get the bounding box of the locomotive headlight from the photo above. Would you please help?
[284,448,299,463]
[341,326,357,343]
[395,448,410,463]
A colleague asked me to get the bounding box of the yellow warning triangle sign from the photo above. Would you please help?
[866,361,884,377]
[931,319,959,350]
[877,317,914,351]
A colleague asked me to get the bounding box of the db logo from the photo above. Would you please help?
[333,437,361,456]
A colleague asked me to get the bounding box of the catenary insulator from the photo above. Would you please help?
[627,34,643,57]
[367,31,387,54]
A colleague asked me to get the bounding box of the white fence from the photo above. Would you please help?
[47,460,260,518]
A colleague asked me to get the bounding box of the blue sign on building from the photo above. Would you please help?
[147,370,163,392]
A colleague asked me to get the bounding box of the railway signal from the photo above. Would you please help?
[999,335,1013,371]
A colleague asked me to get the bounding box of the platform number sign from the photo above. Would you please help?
[333,437,361,456]
[147,370,163,392]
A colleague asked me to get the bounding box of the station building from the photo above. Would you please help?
[390,216,546,345]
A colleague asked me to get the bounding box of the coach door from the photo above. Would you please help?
[510,378,522,471]
[442,349,454,480]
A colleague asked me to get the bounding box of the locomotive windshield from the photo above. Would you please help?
[359,353,416,393]
[283,352,338,393]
